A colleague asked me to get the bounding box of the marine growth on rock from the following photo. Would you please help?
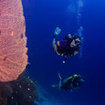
[0,0,28,82]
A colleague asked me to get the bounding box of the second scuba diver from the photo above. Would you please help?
[52,73,85,91]
[52,27,83,63]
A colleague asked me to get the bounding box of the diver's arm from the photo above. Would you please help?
[52,34,56,45]
[52,34,57,52]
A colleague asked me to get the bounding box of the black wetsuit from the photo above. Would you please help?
[61,75,83,91]
[56,35,81,57]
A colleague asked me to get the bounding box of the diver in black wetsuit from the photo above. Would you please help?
[52,73,85,91]
[52,27,83,63]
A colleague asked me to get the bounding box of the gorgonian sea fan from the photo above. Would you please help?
[0,0,28,82]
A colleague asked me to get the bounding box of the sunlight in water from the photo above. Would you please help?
[78,0,84,8]
[66,0,84,16]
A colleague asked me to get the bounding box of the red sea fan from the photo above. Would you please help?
[0,0,28,82]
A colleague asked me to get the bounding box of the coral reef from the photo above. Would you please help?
[0,0,28,82]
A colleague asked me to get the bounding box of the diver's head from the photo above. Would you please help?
[75,37,81,42]
[72,75,85,88]
[74,35,81,45]
[70,35,81,48]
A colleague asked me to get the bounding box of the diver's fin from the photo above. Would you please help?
[54,27,61,35]
[77,26,83,58]
[58,73,62,80]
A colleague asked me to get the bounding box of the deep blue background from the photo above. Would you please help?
[22,0,105,105]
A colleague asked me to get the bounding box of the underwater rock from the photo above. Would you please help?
[0,73,39,105]
[9,73,39,105]
[0,82,13,105]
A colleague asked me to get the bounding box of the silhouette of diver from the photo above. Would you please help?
[52,73,85,91]
[52,27,83,63]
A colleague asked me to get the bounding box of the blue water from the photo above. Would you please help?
[22,0,105,105]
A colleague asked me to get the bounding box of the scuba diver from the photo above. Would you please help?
[52,27,83,63]
[52,73,85,91]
